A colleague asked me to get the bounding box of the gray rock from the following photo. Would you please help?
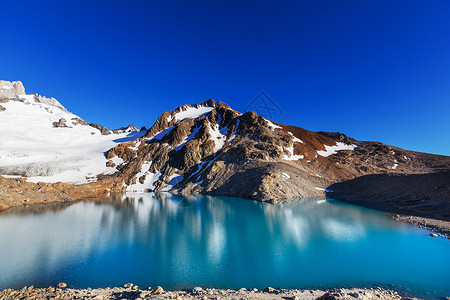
[53,118,67,128]
[90,123,112,135]
[263,287,276,293]
[192,287,204,295]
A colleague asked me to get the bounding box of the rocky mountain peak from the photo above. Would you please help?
[0,80,26,99]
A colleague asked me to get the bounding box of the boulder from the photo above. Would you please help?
[90,123,112,135]
[263,287,276,293]
[53,118,67,128]
[57,282,67,289]
[106,160,116,168]
[153,286,164,294]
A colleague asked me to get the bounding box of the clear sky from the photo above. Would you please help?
[1,1,449,155]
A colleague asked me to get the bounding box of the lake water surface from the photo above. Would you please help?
[0,193,449,298]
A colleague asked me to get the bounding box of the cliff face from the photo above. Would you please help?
[103,100,449,202]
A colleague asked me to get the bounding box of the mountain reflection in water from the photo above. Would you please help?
[0,193,449,299]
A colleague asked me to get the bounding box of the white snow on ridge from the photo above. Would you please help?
[170,106,215,122]
[288,132,304,143]
[265,118,282,131]
[0,98,141,184]
[146,126,174,142]
[316,142,357,157]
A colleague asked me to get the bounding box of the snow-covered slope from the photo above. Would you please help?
[0,84,144,184]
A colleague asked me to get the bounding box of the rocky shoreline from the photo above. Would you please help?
[389,213,450,239]
[0,284,423,300]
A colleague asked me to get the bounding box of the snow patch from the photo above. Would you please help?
[281,145,304,160]
[316,187,334,193]
[208,122,227,153]
[126,161,164,192]
[172,106,215,122]
[265,118,282,131]
[281,172,291,179]
[147,126,174,142]
[288,132,304,143]
[317,142,357,157]
[161,174,184,191]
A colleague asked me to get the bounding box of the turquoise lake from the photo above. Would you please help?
[0,193,449,298]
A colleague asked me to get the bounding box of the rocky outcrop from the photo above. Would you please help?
[0,80,25,98]
[71,117,89,126]
[329,170,450,220]
[113,123,139,133]
[0,176,112,211]
[89,123,112,135]
[52,118,68,128]
[34,94,67,112]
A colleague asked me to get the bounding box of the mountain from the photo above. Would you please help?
[1,80,449,219]
[0,80,144,184]
[102,100,449,205]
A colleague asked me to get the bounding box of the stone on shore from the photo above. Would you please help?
[56,282,67,289]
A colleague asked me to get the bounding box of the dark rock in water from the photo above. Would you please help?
[52,118,67,128]
[429,233,438,237]
[0,105,5,111]
[89,123,112,135]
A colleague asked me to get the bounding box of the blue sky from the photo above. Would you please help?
[1,1,449,155]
